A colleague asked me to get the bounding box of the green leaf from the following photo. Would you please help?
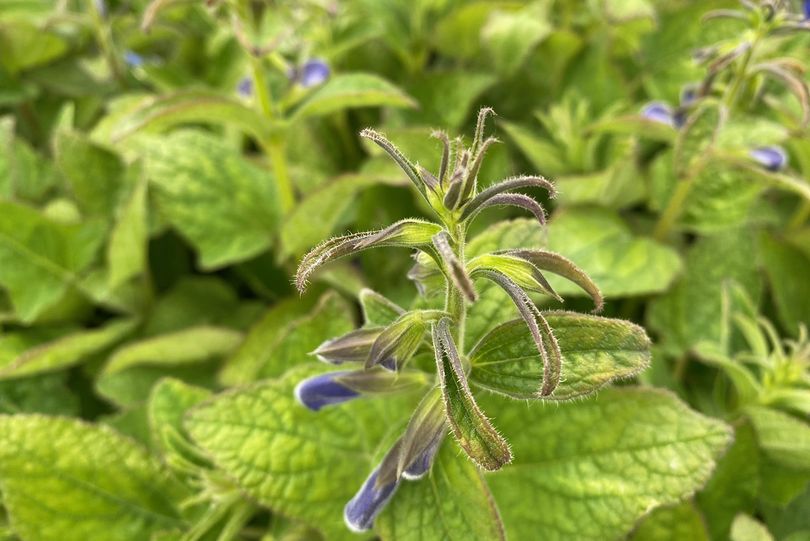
[220,292,353,384]
[0,373,78,415]
[630,502,709,541]
[481,6,551,76]
[746,407,810,472]
[648,228,761,354]
[103,326,243,375]
[697,422,760,540]
[674,101,723,177]
[393,71,495,129]
[292,73,415,120]
[500,120,568,176]
[147,378,211,461]
[0,415,188,541]
[434,2,501,59]
[434,320,511,471]
[759,233,810,335]
[142,131,281,270]
[186,366,416,540]
[0,201,104,322]
[0,22,67,74]
[731,514,775,541]
[359,288,404,327]
[281,174,396,258]
[0,117,58,202]
[0,318,136,380]
[469,311,650,400]
[376,440,506,541]
[468,212,682,298]
[54,130,125,217]
[107,171,149,289]
[485,388,732,541]
[110,90,275,143]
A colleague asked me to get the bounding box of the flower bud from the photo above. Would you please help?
[312,328,382,364]
[367,312,428,370]
[236,76,253,98]
[298,59,330,88]
[294,372,360,411]
[640,102,674,126]
[344,466,399,532]
[750,146,788,172]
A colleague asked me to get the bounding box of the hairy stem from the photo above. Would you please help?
[444,222,467,353]
[653,177,694,241]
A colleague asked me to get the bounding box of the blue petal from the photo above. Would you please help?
[750,146,788,172]
[804,0,810,20]
[236,77,253,98]
[123,51,144,67]
[299,59,330,88]
[640,101,674,126]
[402,436,443,480]
[294,372,360,411]
[344,467,399,532]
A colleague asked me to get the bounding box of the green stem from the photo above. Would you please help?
[653,177,694,241]
[89,0,125,86]
[445,222,467,354]
[787,200,810,231]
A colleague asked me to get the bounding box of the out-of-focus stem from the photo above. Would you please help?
[654,178,694,241]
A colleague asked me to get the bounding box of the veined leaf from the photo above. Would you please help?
[486,388,732,540]
[746,406,810,472]
[291,73,415,120]
[103,325,243,375]
[469,311,650,400]
[0,201,105,322]
[0,319,137,380]
[142,131,281,270]
[0,415,188,541]
[107,170,149,289]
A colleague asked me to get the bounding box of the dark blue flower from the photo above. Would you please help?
[750,146,788,172]
[123,51,144,67]
[804,0,810,20]
[640,101,674,127]
[294,372,360,411]
[299,59,330,88]
[344,467,400,532]
[236,77,253,98]
[402,436,442,480]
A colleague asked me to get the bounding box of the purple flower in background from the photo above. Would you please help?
[297,59,330,88]
[294,371,360,411]
[641,101,675,127]
[123,51,144,67]
[236,76,253,98]
[750,146,788,172]
[804,0,810,19]
[344,467,400,532]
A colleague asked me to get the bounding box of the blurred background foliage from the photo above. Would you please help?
[0,0,809,540]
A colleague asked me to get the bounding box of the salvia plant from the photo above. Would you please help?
[293,109,647,531]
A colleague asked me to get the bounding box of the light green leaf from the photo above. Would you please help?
[103,326,243,375]
[292,73,415,120]
[186,366,416,541]
[0,201,105,321]
[0,22,67,74]
[433,2,501,59]
[110,90,275,143]
[0,117,58,202]
[759,233,810,335]
[630,502,709,541]
[281,174,397,258]
[469,311,650,400]
[482,6,551,76]
[142,131,280,270]
[108,171,149,289]
[500,120,568,176]
[697,422,760,540]
[746,406,810,472]
[220,292,353,384]
[468,212,682,298]
[486,388,732,541]
[648,228,761,354]
[731,514,775,541]
[360,289,404,327]
[54,130,125,217]
[393,71,495,129]
[674,101,723,177]
[0,415,188,541]
[0,318,136,380]
[148,378,211,461]
[376,440,506,541]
